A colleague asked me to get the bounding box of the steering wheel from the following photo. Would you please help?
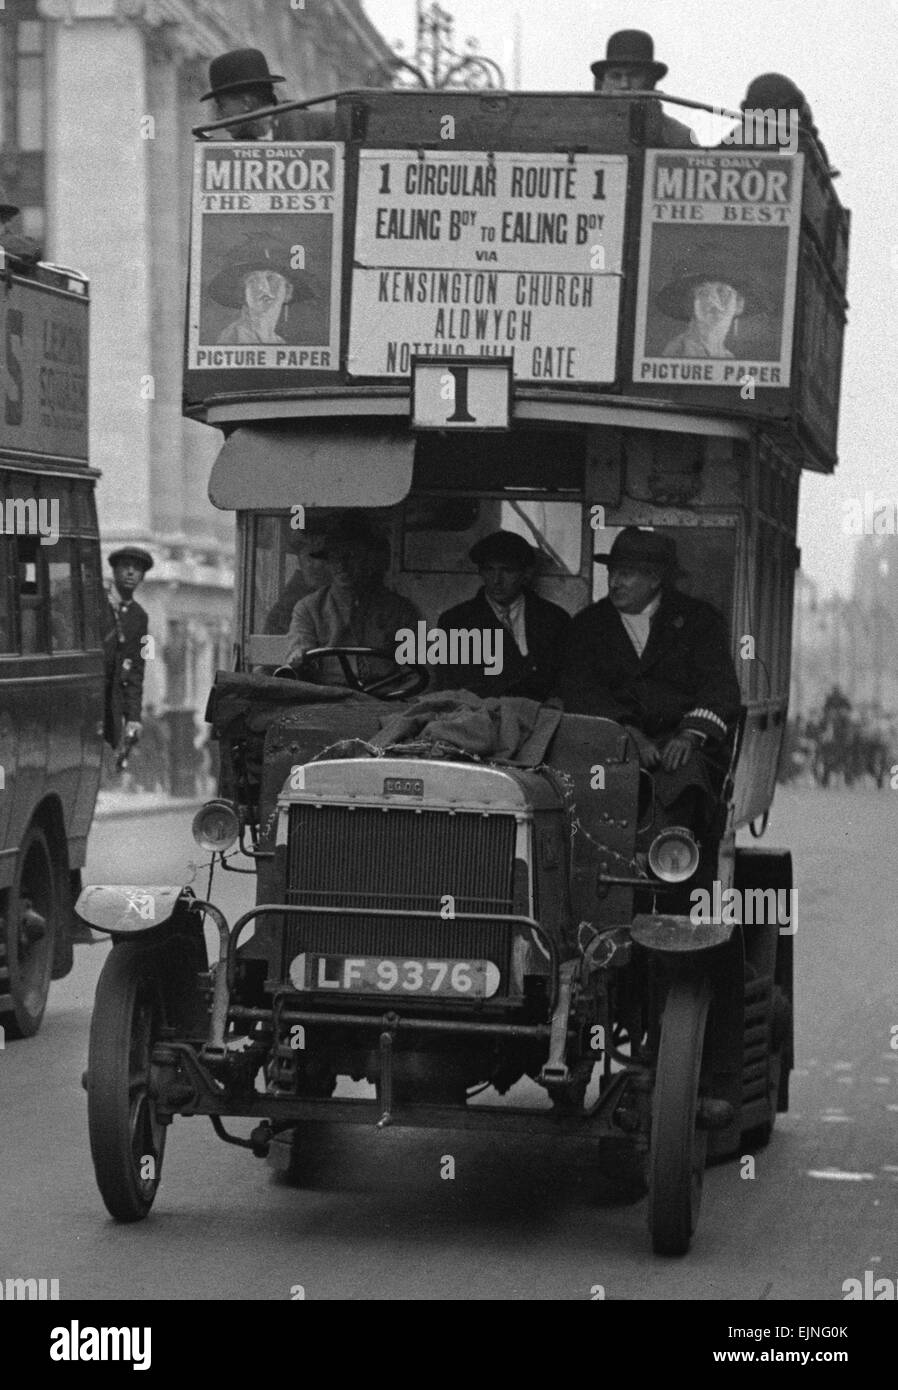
[278,647,429,701]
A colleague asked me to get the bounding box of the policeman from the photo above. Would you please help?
[103,547,153,760]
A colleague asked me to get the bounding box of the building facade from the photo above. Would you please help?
[17,0,393,752]
[791,543,898,718]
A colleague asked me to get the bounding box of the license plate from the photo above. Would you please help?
[290,953,500,999]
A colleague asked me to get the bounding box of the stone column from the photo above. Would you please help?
[40,0,153,539]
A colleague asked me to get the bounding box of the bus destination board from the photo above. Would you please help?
[348,150,627,384]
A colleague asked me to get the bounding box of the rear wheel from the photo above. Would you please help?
[87,942,167,1221]
[0,824,59,1039]
[648,975,710,1256]
[743,984,791,1149]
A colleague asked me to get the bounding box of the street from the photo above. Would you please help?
[2,786,896,1301]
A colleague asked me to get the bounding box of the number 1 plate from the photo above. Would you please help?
[290,953,500,999]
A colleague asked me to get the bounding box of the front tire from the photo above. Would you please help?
[648,976,710,1256]
[87,942,167,1221]
[0,824,60,1039]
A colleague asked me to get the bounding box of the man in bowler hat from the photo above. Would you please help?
[590,30,694,147]
[434,530,571,700]
[555,527,740,831]
[202,48,286,141]
[103,547,153,756]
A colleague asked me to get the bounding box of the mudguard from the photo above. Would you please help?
[631,912,734,953]
[75,885,196,938]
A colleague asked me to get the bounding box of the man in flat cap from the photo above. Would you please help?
[201,48,286,141]
[285,514,420,687]
[103,546,153,758]
[555,527,740,831]
[434,530,571,700]
[207,237,314,346]
[591,30,694,147]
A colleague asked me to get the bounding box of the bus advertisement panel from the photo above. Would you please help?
[632,151,803,390]
[0,274,88,461]
[187,142,344,374]
[348,150,627,383]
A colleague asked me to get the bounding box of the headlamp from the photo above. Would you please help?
[647,826,700,883]
[191,799,240,853]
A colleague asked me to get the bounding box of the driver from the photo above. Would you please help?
[284,514,420,687]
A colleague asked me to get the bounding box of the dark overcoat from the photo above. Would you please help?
[555,588,741,743]
[435,587,571,701]
[103,593,148,747]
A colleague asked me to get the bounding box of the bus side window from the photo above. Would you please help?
[16,536,47,653]
[0,535,13,653]
[48,538,79,652]
[79,539,102,648]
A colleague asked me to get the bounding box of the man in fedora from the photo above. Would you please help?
[207,236,313,346]
[103,546,153,756]
[202,48,286,141]
[555,527,740,831]
[590,30,694,147]
[434,530,571,700]
[657,253,765,359]
[285,514,420,687]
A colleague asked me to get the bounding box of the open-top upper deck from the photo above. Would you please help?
[185,84,848,474]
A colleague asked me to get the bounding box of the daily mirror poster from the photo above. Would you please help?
[188,143,343,372]
[348,150,627,383]
[632,151,803,389]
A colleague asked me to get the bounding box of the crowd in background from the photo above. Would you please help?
[777,687,895,788]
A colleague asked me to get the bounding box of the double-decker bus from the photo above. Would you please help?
[78,69,848,1253]
[0,254,101,1039]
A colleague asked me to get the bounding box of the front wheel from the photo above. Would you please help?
[0,823,60,1039]
[87,942,167,1221]
[648,975,711,1256]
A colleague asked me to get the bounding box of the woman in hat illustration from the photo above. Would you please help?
[657,256,765,359]
[208,238,314,345]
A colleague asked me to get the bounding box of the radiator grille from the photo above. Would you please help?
[282,803,518,981]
